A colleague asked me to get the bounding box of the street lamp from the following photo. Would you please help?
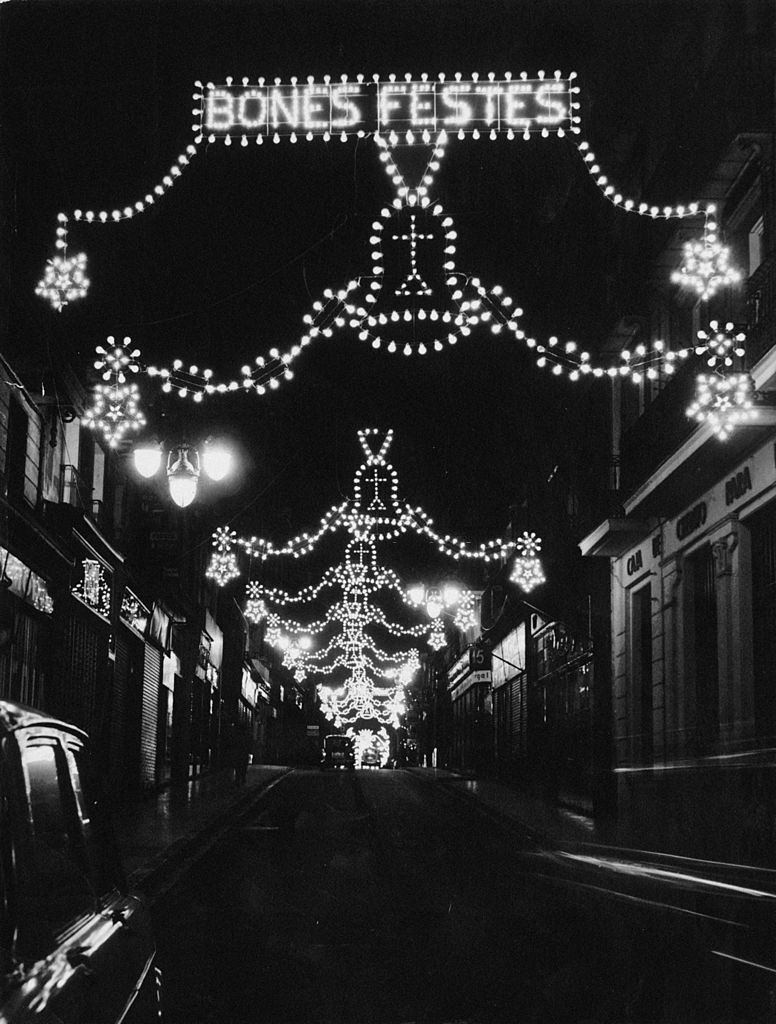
[406,581,479,643]
[132,438,233,508]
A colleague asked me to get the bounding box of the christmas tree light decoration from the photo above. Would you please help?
[35,250,90,311]
[510,531,546,593]
[206,526,241,586]
[671,219,741,300]
[72,558,111,618]
[686,372,757,440]
[695,321,747,369]
[83,339,146,448]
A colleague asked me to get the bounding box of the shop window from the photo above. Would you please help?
[749,503,776,742]
[688,545,719,754]
[631,583,653,764]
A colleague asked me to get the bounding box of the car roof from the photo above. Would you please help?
[0,700,88,741]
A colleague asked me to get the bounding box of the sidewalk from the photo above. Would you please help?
[115,764,292,894]
[408,767,602,847]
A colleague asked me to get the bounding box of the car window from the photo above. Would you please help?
[62,739,124,899]
[21,739,96,933]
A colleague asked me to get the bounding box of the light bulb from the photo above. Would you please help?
[202,441,233,481]
[133,444,162,479]
[168,474,198,508]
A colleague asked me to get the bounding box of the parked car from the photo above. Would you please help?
[320,733,355,771]
[0,700,161,1023]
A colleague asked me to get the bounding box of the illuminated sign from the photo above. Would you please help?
[202,75,574,139]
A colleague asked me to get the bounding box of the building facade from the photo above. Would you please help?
[581,7,776,862]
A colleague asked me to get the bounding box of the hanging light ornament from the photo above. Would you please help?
[510,531,546,593]
[695,320,747,368]
[35,215,90,311]
[671,215,741,301]
[83,338,145,448]
[686,373,756,440]
[35,250,90,311]
[206,526,240,585]
[427,618,447,650]
[686,322,755,440]
[244,582,268,624]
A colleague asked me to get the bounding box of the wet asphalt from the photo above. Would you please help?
[151,768,774,1024]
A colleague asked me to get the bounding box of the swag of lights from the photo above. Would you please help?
[208,428,520,573]
[245,536,424,728]
[36,70,751,430]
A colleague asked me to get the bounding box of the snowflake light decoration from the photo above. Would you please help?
[671,220,741,301]
[695,321,747,369]
[83,339,145,448]
[510,531,546,593]
[686,372,756,440]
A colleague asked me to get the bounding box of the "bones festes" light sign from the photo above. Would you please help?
[201,73,577,140]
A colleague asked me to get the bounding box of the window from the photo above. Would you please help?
[749,215,764,277]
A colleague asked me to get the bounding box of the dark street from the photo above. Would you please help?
[152,769,775,1024]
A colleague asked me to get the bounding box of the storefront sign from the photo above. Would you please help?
[725,466,752,506]
[626,549,644,576]
[203,76,573,138]
[676,501,707,541]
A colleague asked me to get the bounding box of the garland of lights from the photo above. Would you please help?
[35,72,742,422]
[248,538,425,726]
[211,429,518,574]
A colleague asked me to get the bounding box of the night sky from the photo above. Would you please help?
[0,0,731,592]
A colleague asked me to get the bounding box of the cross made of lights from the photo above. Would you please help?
[367,465,389,510]
[392,213,434,296]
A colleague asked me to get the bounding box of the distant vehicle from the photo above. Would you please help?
[320,733,356,771]
[0,700,161,1023]
[360,747,382,769]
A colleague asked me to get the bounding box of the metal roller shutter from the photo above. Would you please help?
[140,645,162,790]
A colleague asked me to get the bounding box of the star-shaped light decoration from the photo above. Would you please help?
[206,526,240,586]
[686,372,757,440]
[83,339,145,448]
[510,531,546,593]
[244,582,268,624]
[427,618,447,650]
[35,252,90,311]
[671,220,741,301]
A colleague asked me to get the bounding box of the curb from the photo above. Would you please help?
[127,767,294,904]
